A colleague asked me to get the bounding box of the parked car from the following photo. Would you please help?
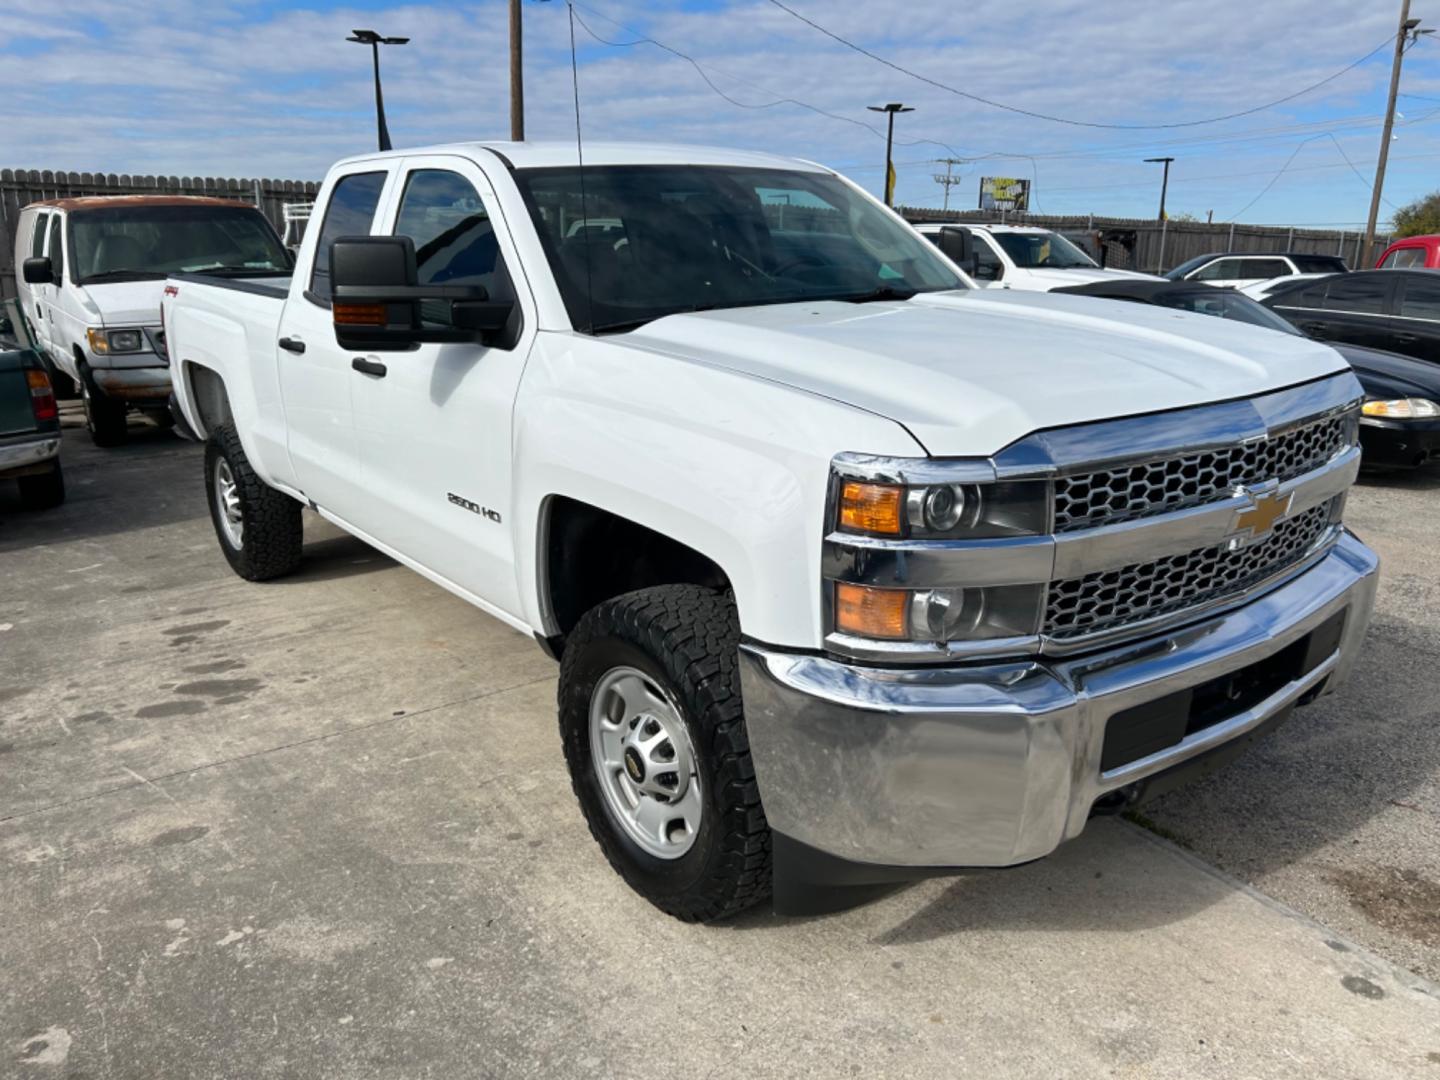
[913,222,1160,290]
[1238,272,1330,301]
[165,141,1376,920]
[1055,279,1440,469]
[13,195,291,446]
[1167,251,1349,291]
[1374,235,1440,269]
[0,347,63,509]
[1260,269,1440,365]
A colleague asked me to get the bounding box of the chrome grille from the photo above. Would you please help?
[1053,413,1349,533]
[1045,501,1334,639]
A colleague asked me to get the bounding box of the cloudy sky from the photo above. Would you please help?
[4,0,1440,227]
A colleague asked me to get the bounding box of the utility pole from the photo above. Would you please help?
[510,0,525,141]
[867,103,914,207]
[1363,1,1427,267]
[347,29,409,152]
[1144,156,1174,221]
[932,158,966,213]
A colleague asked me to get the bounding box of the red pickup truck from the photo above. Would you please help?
[1375,235,1440,269]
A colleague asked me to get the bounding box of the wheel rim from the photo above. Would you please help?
[589,666,702,860]
[213,457,244,549]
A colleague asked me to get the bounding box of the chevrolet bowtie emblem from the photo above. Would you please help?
[1232,486,1293,540]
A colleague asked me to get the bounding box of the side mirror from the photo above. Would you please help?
[22,257,55,285]
[0,316,12,337]
[329,235,514,351]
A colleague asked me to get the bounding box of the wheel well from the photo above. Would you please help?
[542,497,731,653]
[186,364,233,437]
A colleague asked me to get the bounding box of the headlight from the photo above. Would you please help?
[86,327,146,355]
[1361,397,1440,420]
[838,479,1048,539]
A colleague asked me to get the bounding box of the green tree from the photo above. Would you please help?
[1391,191,1440,237]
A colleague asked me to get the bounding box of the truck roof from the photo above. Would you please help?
[330,140,832,173]
[24,195,254,213]
[912,222,1055,235]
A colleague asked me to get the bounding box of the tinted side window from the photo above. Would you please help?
[1242,258,1291,279]
[1274,280,1329,308]
[1399,276,1440,321]
[47,216,64,282]
[30,214,49,259]
[309,171,387,302]
[1323,275,1389,314]
[1191,258,1239,281]
[1383,247,1427,269]
[392,169,516,334]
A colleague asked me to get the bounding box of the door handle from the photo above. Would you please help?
[351,357,387,378]
[278,336,306,354]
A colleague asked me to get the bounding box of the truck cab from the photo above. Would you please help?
[1374,235,1440,270]
[164,142,1378,921]
[13,196,290,445]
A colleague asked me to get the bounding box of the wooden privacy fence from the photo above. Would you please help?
[899,207,1393,275]
[0,169,320,298]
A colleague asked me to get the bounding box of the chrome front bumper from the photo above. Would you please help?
[740,529,1378,871]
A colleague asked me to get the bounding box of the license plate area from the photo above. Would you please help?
[1100,610,1346,774]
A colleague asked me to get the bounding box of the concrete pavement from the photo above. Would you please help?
[2,408,1439,1078]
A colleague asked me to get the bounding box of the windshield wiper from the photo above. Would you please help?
[83,270,164,282]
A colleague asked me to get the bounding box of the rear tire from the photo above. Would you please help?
[81,374,128,447]
[558,585,771,922]
[204,422,303,581]
[17,461,65,510]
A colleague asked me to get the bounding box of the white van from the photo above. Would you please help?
[14,196,291,445]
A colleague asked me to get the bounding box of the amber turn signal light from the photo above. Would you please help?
[333,301,388,326]
[834,583,909,639]
[838,481,903,535]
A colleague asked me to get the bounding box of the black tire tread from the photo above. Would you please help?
[559,584,771,923]
[206,422,303,581]
[17,461,64,510]
[81,369,128,448]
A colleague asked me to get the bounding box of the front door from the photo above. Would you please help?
[275,167,392,521]
[1392,273,1440,365]
[345,155,536,619]
[26,213,53,361]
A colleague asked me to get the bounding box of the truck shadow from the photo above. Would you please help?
[289,532,396,583]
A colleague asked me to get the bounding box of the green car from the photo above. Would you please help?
[0,336,64,510]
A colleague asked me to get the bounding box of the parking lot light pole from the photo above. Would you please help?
[347,29,410,152]
[868,103,914,207]
[1144,157,1174,222]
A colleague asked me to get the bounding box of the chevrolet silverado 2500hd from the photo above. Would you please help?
[164,142,1378,920]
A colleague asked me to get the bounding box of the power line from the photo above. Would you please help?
[765,0,1399,131]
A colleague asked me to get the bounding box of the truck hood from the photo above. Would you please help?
[1004,266,1163,290]
[622,289,1350,457]
[76,280,164,327]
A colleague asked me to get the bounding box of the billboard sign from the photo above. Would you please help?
[979,176,1030,212]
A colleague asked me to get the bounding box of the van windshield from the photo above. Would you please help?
[69,204,290,284]
[514,165,966,333]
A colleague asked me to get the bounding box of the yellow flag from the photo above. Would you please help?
[886,160,897,204]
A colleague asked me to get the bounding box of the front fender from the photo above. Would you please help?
[511,333,923,649]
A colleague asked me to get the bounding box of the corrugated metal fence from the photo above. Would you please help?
[898,208,1393,274]
[0,169,320,298]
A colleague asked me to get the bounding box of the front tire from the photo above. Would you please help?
[81,374,128,447]
[17,461,65,510]
[204,422,303,581]
[558,585,771,922]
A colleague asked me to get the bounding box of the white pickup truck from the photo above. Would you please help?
[165,142,1378,920]
[914,222,1160,291]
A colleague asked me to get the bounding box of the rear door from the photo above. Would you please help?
[1287,274,1397,351]
[345,154,536,616]
[275,167,393,521]
[1391,272,1440,364]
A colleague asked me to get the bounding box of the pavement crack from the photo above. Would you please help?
[0,675,554,825]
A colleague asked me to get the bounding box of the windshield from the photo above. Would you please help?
[70,205,290,283]
[513,165,966,332]
[991,230,1097,269]
[1152,289,1302,335]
